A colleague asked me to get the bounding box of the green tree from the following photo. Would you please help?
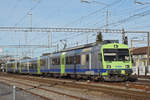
[96,32,103,44]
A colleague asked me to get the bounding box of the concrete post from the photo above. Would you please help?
[13,85,16,100]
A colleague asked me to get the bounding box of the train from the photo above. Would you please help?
[5,40,133,81]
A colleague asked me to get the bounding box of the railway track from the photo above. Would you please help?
[0,73,150,100]
[0,76,88,100]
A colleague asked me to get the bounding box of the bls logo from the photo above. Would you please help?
[114,45,118,48]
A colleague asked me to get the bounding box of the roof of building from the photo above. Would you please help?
[131,46,150,55]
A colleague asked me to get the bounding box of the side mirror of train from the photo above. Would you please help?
[123,36,128,45]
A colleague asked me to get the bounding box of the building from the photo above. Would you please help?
[131,46,150,75]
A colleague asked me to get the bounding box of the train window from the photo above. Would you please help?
[98,53,102,61]
[52,59,54,65]
[61,57,65,65]
[86,54,89,63]
[52,58,56,65]
[30,61,37,69]
[57,58,60,65]
[66,56,69,64]
[85,54,89,65]
[29,63,32,69]
[71,56,74,64]
[66,55,80,64]
[40,59,46,66]
[17,63,19,68]
[52,58,60,65]
[76,55,81,64]
[66,56,73,64]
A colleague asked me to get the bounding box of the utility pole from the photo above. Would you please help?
[48,32,52,52]
[48,32,50,48]
[146,32,150,76]
[122,29,126,44]
[56,44,59,52]
[134,0,150,5]
[81,0,109,29]
[131,39,133,50]
[28,11,32,57]
[106,9,109,29]
[86,33,89,44]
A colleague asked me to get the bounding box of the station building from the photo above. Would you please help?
[131,46,150,75]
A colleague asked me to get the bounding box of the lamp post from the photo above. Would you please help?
[134,0,150,5]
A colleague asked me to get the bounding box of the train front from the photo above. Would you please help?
[101,43,132,81]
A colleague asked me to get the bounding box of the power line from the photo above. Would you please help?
[64,0,122,27]
[55,0,122,47]
[14,0,42,26]
[7,0,23,20]
[84,3,150,29]
[99,8,150,28]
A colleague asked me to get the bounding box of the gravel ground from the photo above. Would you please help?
[0,82,44,100]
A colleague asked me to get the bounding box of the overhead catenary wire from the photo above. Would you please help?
[14,0,42,26]
[52,0,123,49]
[7,0,23,20]
[17,0,123,55]
[82,2,150,29]
[99,8,150,28]
[52,5,150,51]
[64,0,122,27]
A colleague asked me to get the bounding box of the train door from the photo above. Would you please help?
[48,56,50,70]
[61,52,66,75]
[89,53,92,70]
[37,57,41,74]
[74,54,77,75]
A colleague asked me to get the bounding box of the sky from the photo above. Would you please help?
[0,0,150,58]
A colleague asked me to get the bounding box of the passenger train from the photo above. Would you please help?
[6,40,133,81]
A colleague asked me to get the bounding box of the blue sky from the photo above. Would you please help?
[0,0,150,57]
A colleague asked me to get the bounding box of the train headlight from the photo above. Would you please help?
[125,65,130,68]
[106,65,111,69]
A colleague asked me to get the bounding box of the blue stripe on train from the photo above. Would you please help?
[11,68,131,73]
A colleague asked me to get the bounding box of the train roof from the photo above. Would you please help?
[50,42,97,55]
[52,40,119,53]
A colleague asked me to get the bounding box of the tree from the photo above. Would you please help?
[96,32,103,44]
